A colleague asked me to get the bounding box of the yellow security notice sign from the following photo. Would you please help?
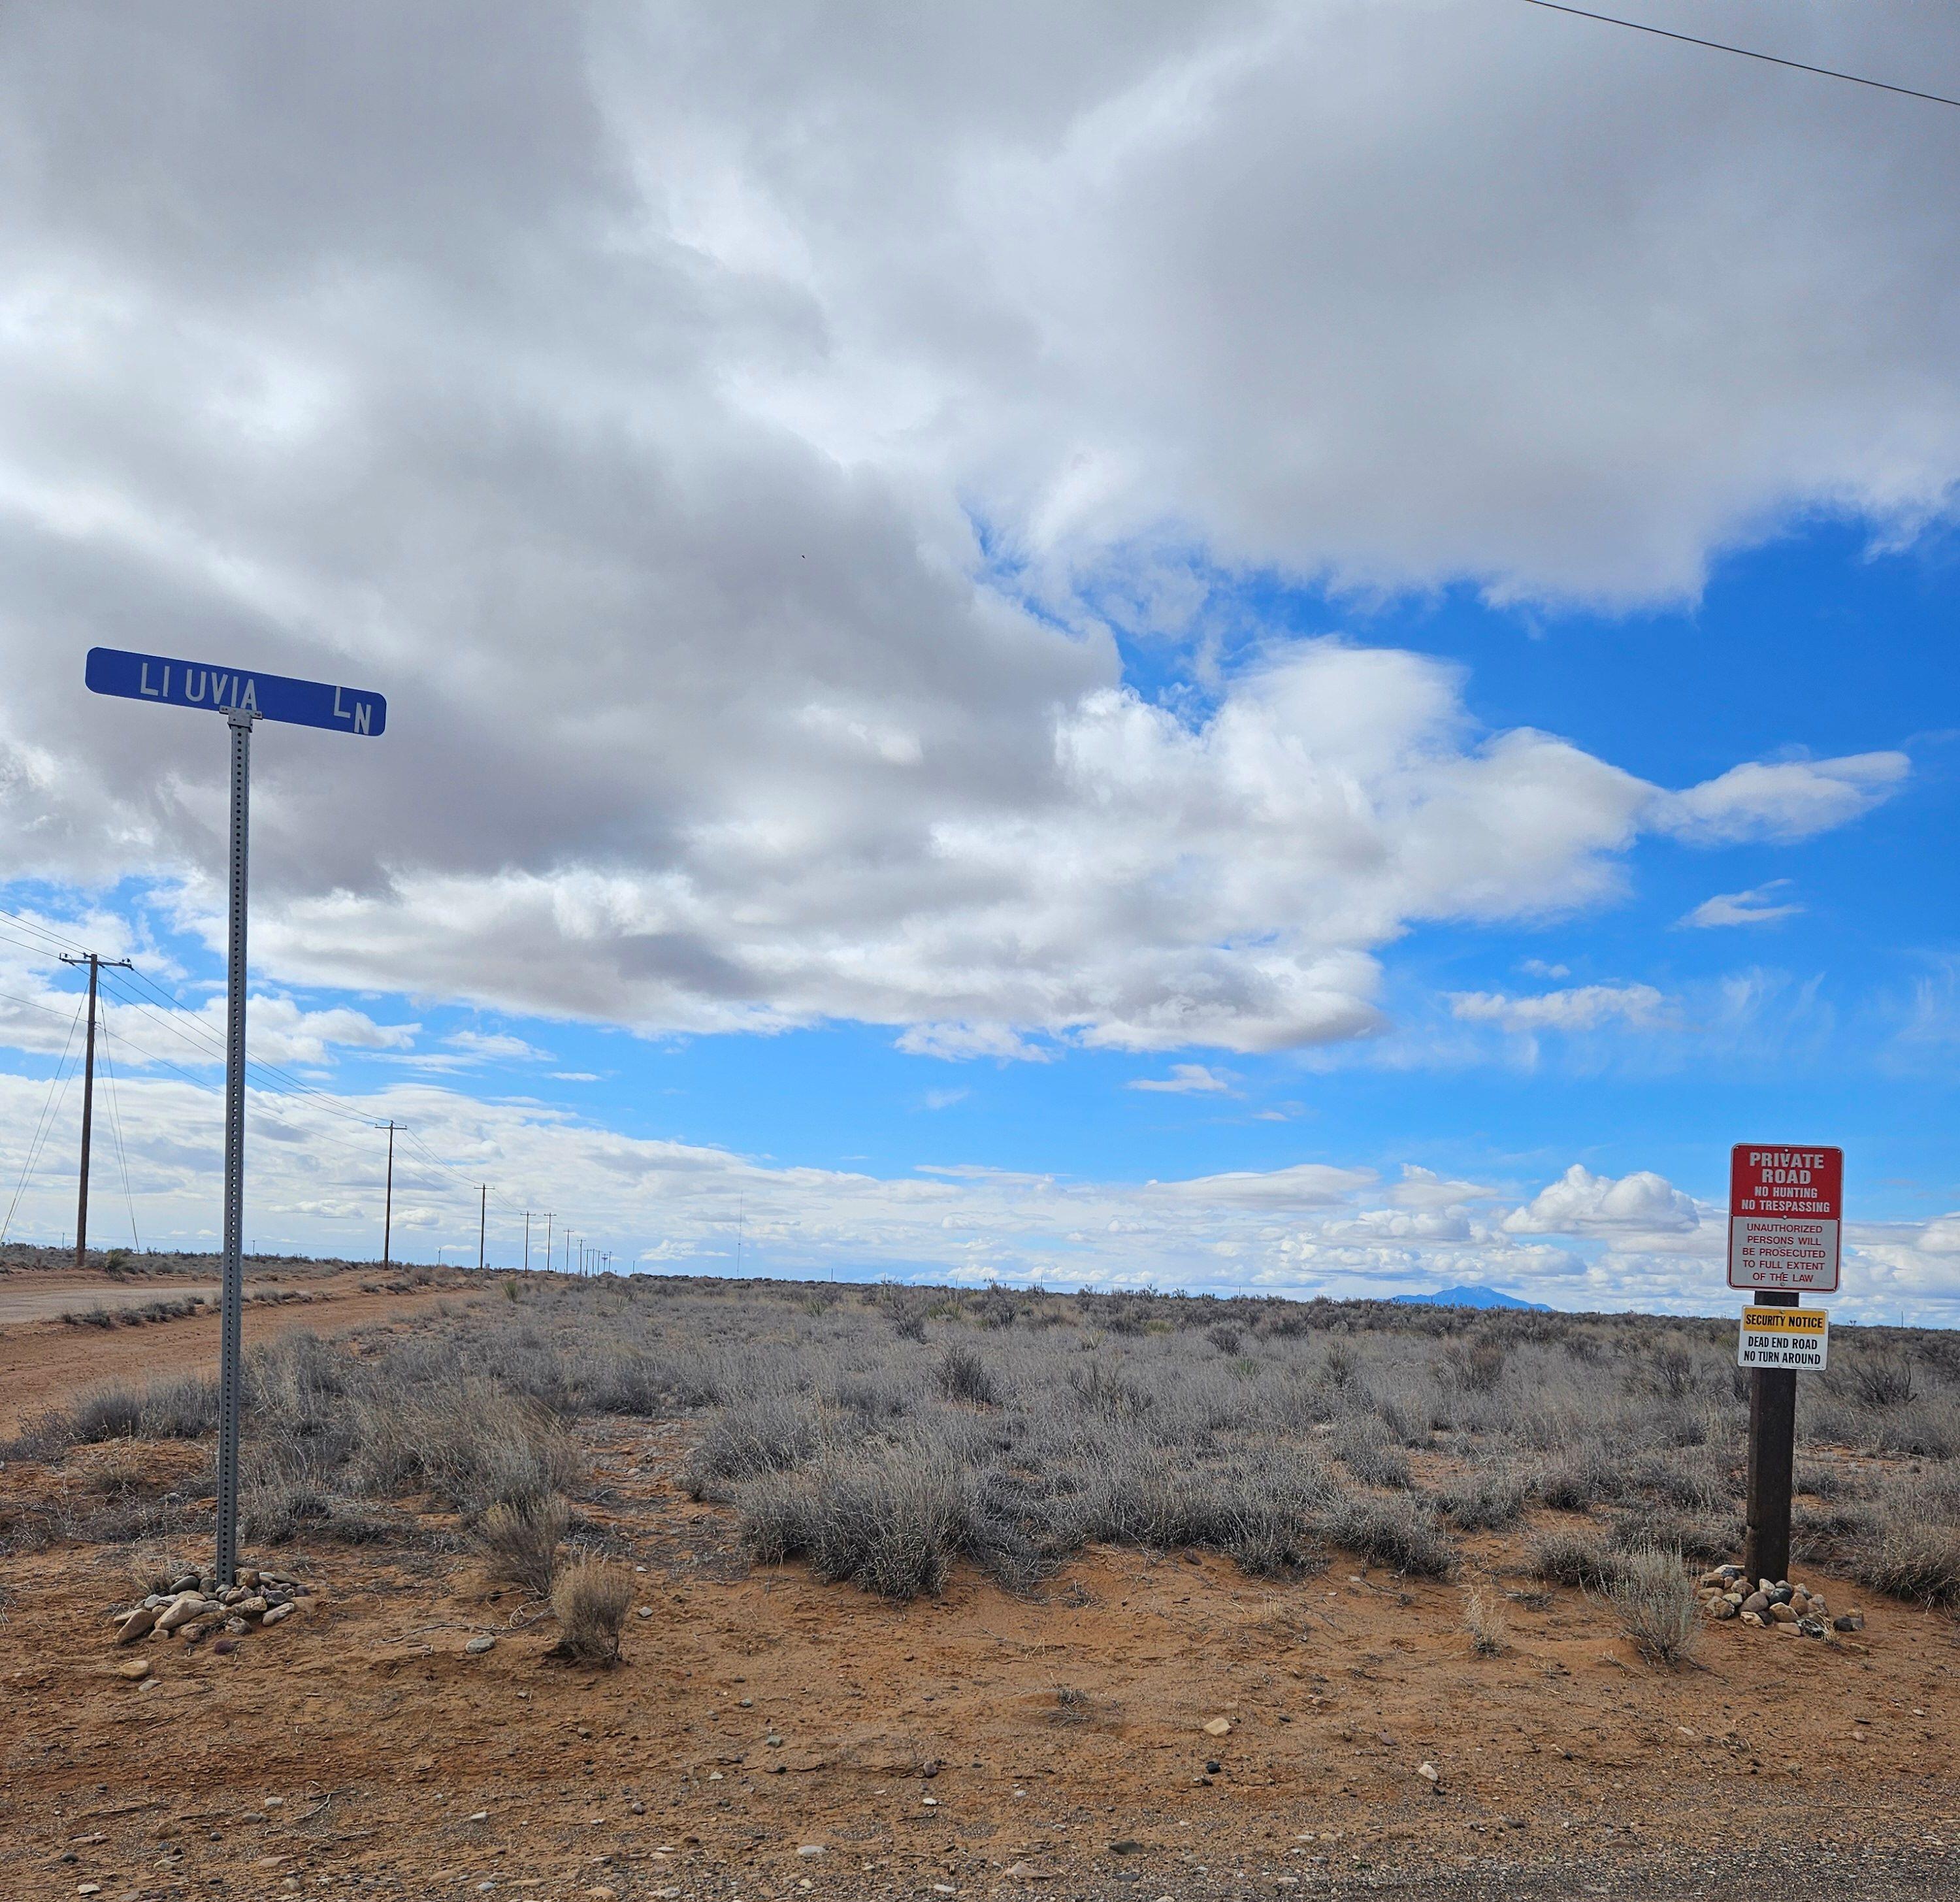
[1737,1306,1829,1372]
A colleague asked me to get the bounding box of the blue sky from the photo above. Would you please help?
[2,3,1957,1320]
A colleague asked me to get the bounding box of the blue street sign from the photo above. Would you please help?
[85,646,387,737]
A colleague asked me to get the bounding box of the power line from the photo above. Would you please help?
[105,967,382,1127]
[0,998,85,1245]
[1521,1,1960,110]
[0,904,90,957]
[97,1000,142,1252]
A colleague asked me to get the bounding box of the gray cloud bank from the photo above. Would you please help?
[0,2,1940,1049]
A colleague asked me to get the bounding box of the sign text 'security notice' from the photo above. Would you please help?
[1727,1144,1842,1292]
[1738,1305,1829,1371]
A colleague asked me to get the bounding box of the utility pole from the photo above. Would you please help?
[58,952,133,1270]
[523,1210,531,1272]
[478,1184,486,1271]
[544,1211,553,1275]
[374,1119,399,1268]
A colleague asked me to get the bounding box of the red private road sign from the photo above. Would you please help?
[1727,1144,1843,1293]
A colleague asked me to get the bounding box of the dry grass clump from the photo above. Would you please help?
[1528,1526,1631,1592]
[1603,1545,1700,1666]
[1463,1586,1509,1656]
[1318,1492,1458,1579]
[549,1556,634,1665]
[1848,1482,1960,1607]
[1436,1466,1536,1531]
[473,1492,572,1595]
[681,1392,834,1501]
[739,1447,978,1600]
[354,1381,580,1514]
[936,1345,1000,1408]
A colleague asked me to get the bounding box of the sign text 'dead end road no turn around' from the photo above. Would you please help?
[84,646,387,737]
[1727,1143,1842,1294]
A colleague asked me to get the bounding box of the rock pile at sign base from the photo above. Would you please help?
[108,1566,313,1652]
[1697,1564,1863,1637]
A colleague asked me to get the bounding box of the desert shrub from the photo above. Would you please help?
[1316,1492,1457,1579]
[1076,1449,1331,1577]
[936,1345,1000,1408]
[1436,1466,1535,1532]
[353,1382,580,1513]
[1437,1340,1507,1394]
[1529,1526,1631,1592]
[738,1447,977,1601]
[240,1460,335,1545]
[1646,1343,1698,1400]
[1539,1443,1622,1513]
[681,1392,836,1500]
[1604,1545,1699,1666]
[1330,1419,1411,1490]
[1871,1402,1956,1462]
[59,1385,147,1442]
[1849,1496,1960,1608]
[1207,1323,1245,1356]
[550,1556,634,1665]
[474,1492,571,1595]
[1463,1586,1509,1656]
[1606,1501,1739,1564]
[1852,1354,1916,1409]
[1070,1361,1152,1421]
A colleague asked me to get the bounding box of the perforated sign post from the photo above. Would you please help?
[1729,1143,1841,1585]
[86,648,387,1584]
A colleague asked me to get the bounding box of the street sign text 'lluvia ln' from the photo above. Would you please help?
[86,646,387,737]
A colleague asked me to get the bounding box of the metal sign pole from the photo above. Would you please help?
[216,705,256,1586]
[82,647,387,1590]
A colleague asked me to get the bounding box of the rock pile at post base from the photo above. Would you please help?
[108,1566,312,1650]
[1697,1564,1864,1638]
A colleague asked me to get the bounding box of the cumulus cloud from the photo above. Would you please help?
[1126,1063,1235,1094]
[0,3,1930,1063]
[1503,1164,1701,1237]
[1679,881,1804,928]
[444,1029,551,1063]
[1448,984,1673,1034]
[1386,1165,1498,1212]
[1150,1162,1377,1211]
[1649,754,1908,845]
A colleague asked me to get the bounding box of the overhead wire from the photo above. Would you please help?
[1520,1,1960,110]
[0,906,561,1257]
[108,964,399,1128]
[0,998,85,1245]
[0,904,90,957]
[96,998,142,1252]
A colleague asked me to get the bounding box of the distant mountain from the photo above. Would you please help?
[1391,1284,1551,1312]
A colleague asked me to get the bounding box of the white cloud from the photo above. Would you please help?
[1678,881,1805,929]
[0,5,1931,1064]
[1126,1063,1235,1094]
[1150,1161,1377,1211]
[1386,1164,1497,1212]
[445,1028,551,1063]
[0,1053,1943,1319]
[1503,1164,1700,1237]
[1518,959,1570,979]
[1649,753,1908,845]
[1448,983,1673,1034]
[895,1023,1053,1063]
[919,1087,969,1111]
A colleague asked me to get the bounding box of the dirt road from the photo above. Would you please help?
[0,1269,478,1432]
